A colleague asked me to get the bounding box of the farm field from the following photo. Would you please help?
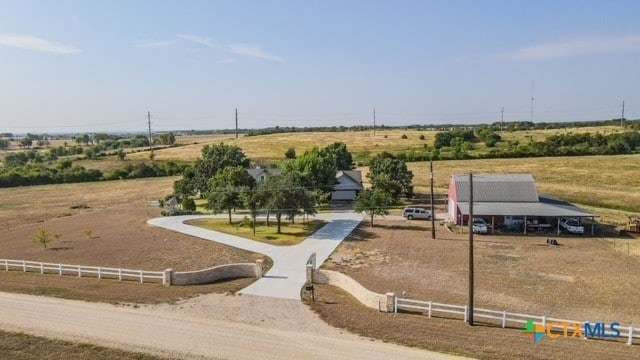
[314,219,640,359]
[0,177,267,303]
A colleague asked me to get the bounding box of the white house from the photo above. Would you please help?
[332,170,363,201]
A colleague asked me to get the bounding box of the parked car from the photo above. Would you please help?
[472,218,488,234]
[560,218,584,234]
[402,207,432,220]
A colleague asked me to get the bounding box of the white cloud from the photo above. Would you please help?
[228,43,285,62]
[217,58,237,64]
[0,34,80,55]
[506,35,640,61]
[177,34,216,48]
[138,39,179,48]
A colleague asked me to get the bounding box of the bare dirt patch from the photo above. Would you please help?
[0,178,268,302]
[324,220,640,324]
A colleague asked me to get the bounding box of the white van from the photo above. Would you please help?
[402,207,432,220]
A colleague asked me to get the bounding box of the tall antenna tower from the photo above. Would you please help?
[529,81,534,123]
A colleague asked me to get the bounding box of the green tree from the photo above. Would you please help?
[368,152,414,199]
[286,147,337,196]
[353,189,392,227]
[159,132,176,145]
[322,142,354,170]
[19,137,33,148]
[182,197,196,211]
[261,172,315,234]
[0,139,10,149]
[32,227,54,248]
[285,147,296,159]
[207,166,256,224]
[116,149,126,161]
[189,143,250,196]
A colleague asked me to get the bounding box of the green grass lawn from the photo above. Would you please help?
[186,218,327,246]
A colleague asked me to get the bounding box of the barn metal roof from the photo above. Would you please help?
[453,174,539,202]
[456,196,595,218]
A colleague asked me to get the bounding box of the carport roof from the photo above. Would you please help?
[456,196,596,218]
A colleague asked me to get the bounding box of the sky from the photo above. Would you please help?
[1,0,639,133]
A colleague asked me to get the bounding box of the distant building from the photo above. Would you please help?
[448,174,596,235]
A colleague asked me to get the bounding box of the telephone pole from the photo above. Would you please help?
[468,172,474,326]
[235,108,239,139]
[147,111,154,156]
[430,160,435,239]
[500,107,504,132]
[529,81,534,123]
[373,108,376,136]
[621,101,625,128]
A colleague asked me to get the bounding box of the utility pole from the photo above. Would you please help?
[147,111,154,156]
[621,101,625,128]
[235,108,239,139]
[500,107,504,132]
[430,159,435,239]
[468,172,474,326]
[373,108,376,136]
[529,81,534,123]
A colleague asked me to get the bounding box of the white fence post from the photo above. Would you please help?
[118,268,122,281]
[502,311,507,328]
[542,315,546,327]
[40,262,44,274]
[22,260,26,272]
[58,263,62,275]
[139,270,143,283]
[629,327,634,346]
[464,305,468,323]
[394,296,398,313]
[98,267,102,279]
[4,259,8,271]
[78,265,82,277]
[428,301,432,318]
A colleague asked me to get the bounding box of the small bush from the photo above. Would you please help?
[401,134,408,139]
[182,197,196,211]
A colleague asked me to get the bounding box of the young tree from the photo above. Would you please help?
[284,147,296,159]
[261,172,315,234]
[353,189,392,227]
[286,147,337,197]
[323,142,354,170]
[207,166,256,224]
[32,227,53,248]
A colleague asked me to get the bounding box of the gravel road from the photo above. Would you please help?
[0,291,468,360]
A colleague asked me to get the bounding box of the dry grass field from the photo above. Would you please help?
[0,177,267,303]
[314,219,640,359]
[129,129,435,164]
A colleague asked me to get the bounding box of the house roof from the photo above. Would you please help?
[452,174,538,202]
[337,170,362,184]
[456,195,595,218]
[246,168,282,179]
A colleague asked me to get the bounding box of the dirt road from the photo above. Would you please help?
[0,292,467,360]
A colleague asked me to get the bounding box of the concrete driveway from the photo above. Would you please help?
[147,211,362,299]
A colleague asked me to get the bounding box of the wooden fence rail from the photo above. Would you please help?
[1,259,165,284]
[395,297,637,346]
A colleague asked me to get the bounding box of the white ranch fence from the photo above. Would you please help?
[394,297,638,346]
[2,259,165,284]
